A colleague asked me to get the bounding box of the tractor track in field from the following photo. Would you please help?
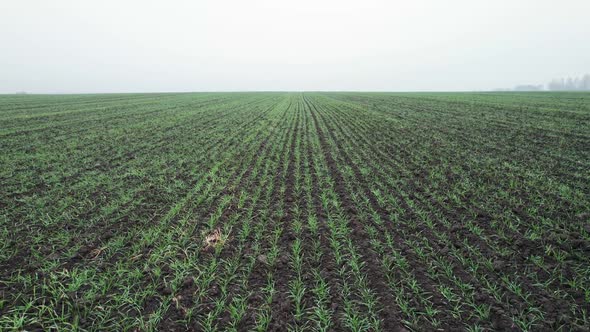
[303,105,347,332]
[265,97,302,331]
[233,103,297,331]
[305,94,406,331]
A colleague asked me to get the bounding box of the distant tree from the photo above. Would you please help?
[548,78,564,91]
[548,75,590,91]
[565,77,574,90]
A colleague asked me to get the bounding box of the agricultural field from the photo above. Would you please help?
[1,92,589,331]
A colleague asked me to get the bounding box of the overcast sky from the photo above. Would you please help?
[1,0,589,93]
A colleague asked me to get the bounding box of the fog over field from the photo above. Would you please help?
[1,0,589,93]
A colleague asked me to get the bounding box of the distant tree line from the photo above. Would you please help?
[547,74,590,91]
[513,84,543,91]
[496,74,590,91]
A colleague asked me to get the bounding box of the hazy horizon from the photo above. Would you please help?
[2,0,589,94]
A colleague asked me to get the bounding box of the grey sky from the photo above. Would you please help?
[1,0,589,93]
